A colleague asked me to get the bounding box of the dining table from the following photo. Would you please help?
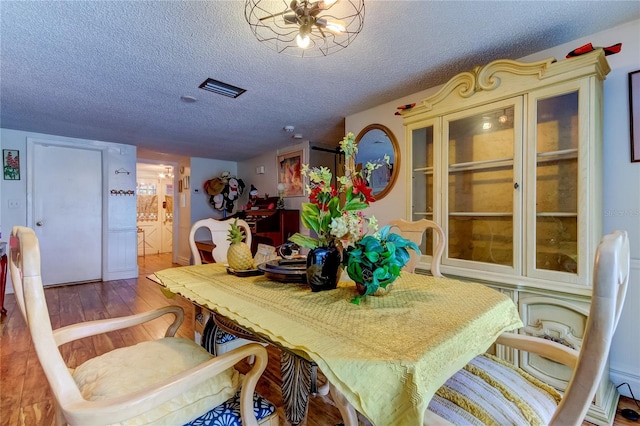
[154,263,522,426]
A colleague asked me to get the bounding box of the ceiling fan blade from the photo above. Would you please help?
[283,14,298,24]
[315,17,345,34]
[258,10,289,21]
[318,0,338,10]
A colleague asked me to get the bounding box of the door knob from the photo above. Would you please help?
[36,221,43,226]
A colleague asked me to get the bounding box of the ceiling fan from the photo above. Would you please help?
[245,0,365,57]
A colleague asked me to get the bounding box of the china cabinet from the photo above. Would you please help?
[402,49,615,425]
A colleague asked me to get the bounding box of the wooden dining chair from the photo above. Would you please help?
[388,218,445,276]
[188,217,253,265]
[9,225,278,426]
[425,230,630,426]
[188,217,266,358]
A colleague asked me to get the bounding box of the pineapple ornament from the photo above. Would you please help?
[227,219,254,271]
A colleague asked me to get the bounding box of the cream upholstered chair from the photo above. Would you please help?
[425,230,630,426]
[388,218,445,276]
[188,217,265,357]
[9,226,278,426]
[188,217,253,265]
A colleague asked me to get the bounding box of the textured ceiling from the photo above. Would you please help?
[1,1,639,161]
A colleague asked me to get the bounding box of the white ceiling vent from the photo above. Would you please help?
[198,78,246,98]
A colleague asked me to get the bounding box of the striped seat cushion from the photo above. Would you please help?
[185,390,276,425]
[427,354,562,426]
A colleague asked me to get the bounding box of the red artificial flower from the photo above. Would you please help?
[309,184,337,210]
[351,176,375,203]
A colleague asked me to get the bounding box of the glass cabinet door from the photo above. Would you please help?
[444,99,522,273]
[528,87,580,279]
[411,124,435,256]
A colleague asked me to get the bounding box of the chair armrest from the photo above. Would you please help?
[63,343,268,426]
[496,332,579,368]
[53,306,184,346]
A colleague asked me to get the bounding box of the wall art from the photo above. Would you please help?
[277,149,304,197]
[630,69,640,162]
[3,149,20,180]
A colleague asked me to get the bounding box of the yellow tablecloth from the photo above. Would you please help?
[155,264,522,425]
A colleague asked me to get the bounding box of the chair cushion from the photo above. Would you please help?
[72,337,240,425]
[427,353,562,426]
[201,313,239,354]
[184,390,276,425]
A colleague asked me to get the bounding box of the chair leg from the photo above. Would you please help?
[54,399,67,426]
[316,381,330,396]
[329,383,359,426]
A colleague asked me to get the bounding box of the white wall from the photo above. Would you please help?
[237,150,282,209]
[345,19,640,398]
[0,128,139,291]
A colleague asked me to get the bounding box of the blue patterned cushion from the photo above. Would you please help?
[217,331,239,344]
[184,391,276,425]
[201,315,239,355]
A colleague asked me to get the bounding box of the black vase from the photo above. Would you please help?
[306,245,342,292]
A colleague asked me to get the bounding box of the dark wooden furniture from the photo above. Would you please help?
[242,199,299,251]
[193,240,215,264]
[1,242,7,314]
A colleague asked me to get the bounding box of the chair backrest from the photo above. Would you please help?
[9,226,86,410]
[188,218,253,265]
[388,219,445,276]
[552,230,630,425]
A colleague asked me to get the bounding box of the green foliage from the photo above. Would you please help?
[344,225,420,303]
[288,232,320,249]
[226,218,245,244]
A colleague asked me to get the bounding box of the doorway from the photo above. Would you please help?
[136,163,176,256]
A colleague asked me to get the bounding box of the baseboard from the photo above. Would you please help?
[611,368,640,399]
[177,255,191,266]
[103,267,138,281]
[586,378,620,426]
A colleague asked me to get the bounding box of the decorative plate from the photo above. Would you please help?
[257,259,307,283]
[226,267,263,277]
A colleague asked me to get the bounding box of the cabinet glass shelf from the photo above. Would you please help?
[449,157,513,172]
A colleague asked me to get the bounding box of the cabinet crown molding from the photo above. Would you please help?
[402,49,609,123]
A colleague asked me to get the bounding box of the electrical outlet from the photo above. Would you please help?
[8,199,19,209]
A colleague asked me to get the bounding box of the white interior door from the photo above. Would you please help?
[161,181,174,253]
[136,164,175,255]
[32,144,102,286]
[137,178,160,255]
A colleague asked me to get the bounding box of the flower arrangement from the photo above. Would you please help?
[288,132,420,302]
[288,132,381,250]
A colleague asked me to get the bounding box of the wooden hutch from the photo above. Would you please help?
[242,197,299,253]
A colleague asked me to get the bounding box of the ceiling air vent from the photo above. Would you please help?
[199,78,246,98]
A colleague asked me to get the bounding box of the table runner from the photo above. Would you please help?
[155,264,522,425]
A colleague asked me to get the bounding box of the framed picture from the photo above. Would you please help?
[277,149,304,196]
[630,70,640,162]
[3,149,20,180]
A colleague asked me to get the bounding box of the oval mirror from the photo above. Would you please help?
[354,124,400,200]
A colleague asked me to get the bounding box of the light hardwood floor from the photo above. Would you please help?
[0,253,637,425]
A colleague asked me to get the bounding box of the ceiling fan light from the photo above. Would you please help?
[296,33,311,48]
[245,0,364,57]
[320,18,345,34]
